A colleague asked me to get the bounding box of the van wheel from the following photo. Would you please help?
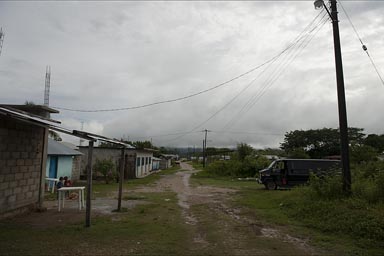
[265,180,277,190]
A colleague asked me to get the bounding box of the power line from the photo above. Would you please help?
[52,11,327,113]
[201,13,329,131]
[162,11,328,144]
[339,0,384,86]
[223,13,329,130]
[52,52,283,113]
[211,130,283,136]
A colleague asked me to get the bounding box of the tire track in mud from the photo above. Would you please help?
[132,163,317,255]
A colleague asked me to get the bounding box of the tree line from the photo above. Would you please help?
[281,127,384,162]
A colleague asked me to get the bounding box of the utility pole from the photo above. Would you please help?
[117,147,125,211]
[202,129,211,167]
[314,0,351,193]
[330,0,351,194]
[85,140,94,227]
[202,139,205,167]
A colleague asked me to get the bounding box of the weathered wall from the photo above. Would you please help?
[0,116,45,216]
[71,155,81,181]
[78,147,121,177]
[78,147,154,179]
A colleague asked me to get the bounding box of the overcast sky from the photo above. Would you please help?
[1,1,383,149]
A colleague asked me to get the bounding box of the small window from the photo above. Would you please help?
[137,158,140,167]
[142,157,144,165]
[149,157,152,164]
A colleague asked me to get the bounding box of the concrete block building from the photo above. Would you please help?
[78,146,155,179]
[0,105,59,218]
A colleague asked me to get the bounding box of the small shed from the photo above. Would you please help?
[46,138,83,181]
[160,155,173,169]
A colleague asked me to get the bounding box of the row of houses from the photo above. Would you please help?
[0,104,173,218]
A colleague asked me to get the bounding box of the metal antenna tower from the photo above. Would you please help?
[79,121,85,146]
[0,28,4,56]
[44,66,51,106]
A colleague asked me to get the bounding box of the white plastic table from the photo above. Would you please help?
[57,186,85,212]
[45,178,59,193]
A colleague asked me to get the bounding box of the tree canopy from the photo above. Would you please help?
[280,128,365,159]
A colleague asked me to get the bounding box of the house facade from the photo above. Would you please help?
[134,150,153,178]
[0,105,59,218]
[46,138,82,181]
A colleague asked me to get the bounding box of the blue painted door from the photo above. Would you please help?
[49,156,58,178]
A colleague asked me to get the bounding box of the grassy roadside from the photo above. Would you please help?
[191,170,384,255]
[1,165,192,255]
[1,191,191,255]
[91,165,181,198]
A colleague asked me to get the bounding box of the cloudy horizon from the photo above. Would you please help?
[1,1,383,149]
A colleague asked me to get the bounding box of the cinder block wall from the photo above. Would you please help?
[79,147,137,180]
[71,155,82,181]
[0,116,45,215]
[78,147,121,176]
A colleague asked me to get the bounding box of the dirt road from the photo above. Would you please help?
[4,163,318,255]
[132,162,317,255]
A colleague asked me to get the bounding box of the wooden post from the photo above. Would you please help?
[117,147,125,211]
[85,140,94,227]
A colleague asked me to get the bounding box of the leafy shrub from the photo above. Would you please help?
[284,196,384,246]
[283,163,384,248]
[306,173,344,200]
[206,155,270,177]
[94,158,116,184]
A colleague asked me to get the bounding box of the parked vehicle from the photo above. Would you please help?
[258,159,340,190]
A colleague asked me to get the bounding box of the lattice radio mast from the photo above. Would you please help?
[44,66,51,106]
[0,28,4,56]
[79,121,85,146]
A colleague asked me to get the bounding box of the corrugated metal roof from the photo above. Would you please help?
[48,138,83,156]
[0,106,61,126]
[1,105,135,148]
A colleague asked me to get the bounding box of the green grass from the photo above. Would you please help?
[191,169,260,189]
[92,165,181,197]
[191,170,384,255]
[0,192,191,255]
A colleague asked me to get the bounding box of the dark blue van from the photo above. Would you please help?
[258,159,340,190]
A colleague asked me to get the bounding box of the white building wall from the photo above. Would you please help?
[135,152,153,178]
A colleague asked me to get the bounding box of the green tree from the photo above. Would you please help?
[48,130,62,141]
[93,158,116,184]
[281,127,365,159]
[286,147,310,159]
[364,134,384,153]
[237,143,254,161]
[131,140,153,149]
[350,144,378,164]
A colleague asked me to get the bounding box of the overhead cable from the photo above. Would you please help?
[53,49,286,113]
[162,11,328,144]
[223,13,329,130]
[339,0,384,86]
[52,11,326,113]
